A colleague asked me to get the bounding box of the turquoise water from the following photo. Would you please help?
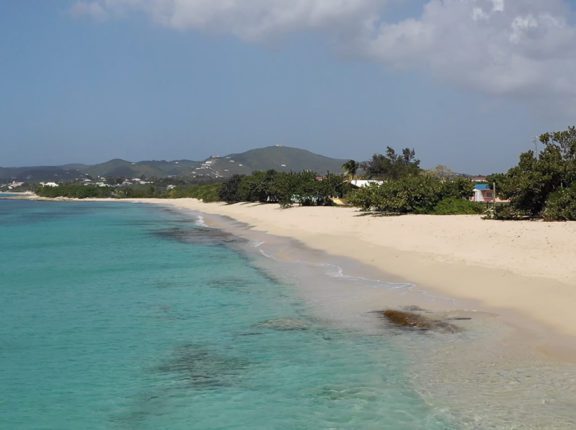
[0,200,455,429]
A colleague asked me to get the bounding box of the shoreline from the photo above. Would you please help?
[20,196,576,357]
[137,198,576,357]
[149,199,576,426]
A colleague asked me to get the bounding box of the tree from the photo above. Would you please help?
[491,126,576,219]
[363,147,420,179]
[219,174,244,203]
[342,160,359,179]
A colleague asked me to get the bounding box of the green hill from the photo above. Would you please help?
[81,159,202,178]
[1,146,347,182]
[195,146,346,178]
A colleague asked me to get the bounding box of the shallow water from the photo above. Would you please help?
[181,207,576,429]
[0,200,458,429]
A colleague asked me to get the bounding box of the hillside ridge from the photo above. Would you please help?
[0,146,347,182]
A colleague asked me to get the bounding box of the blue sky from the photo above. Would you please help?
[1,0,575,173]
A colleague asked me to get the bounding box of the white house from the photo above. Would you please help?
[350,179,384,188]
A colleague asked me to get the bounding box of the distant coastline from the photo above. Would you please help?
[0,191,34,198]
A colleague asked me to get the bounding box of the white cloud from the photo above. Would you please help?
[73,0,576,107]
[72,0,381,39]
[359,0,576,101]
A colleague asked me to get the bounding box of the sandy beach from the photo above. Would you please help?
[119,198,576,347]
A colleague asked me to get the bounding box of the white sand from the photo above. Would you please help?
[132,199,576,342]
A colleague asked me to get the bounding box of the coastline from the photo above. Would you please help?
[126,198,576,354]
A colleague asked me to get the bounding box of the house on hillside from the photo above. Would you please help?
[7,181,24,190]
[471,183,494,203]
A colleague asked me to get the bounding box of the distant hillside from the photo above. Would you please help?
[0,146,347,182]
[81,159,202,179]
[194,146,347,178]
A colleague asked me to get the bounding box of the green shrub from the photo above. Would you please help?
[218,175,243,203]
[432,197,485,215]
[348,177,475,215]
[490,126,576,219]
[542,186,576,221]
[489,204,530,220]
[168,183,222,202]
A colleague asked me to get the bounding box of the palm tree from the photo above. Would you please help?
[342,159,359,179]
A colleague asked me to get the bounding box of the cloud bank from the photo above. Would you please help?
[72,0,381,38]
[73,0,576,106]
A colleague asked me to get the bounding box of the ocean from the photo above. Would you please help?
[0,199,456,429]
[2,198,576,429]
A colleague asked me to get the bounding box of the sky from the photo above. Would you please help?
[1,0,576,173]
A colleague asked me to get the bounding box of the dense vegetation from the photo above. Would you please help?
[166,183,221,202]
[490,126,576,221]
[219,170,349,207]
[35,182,222,202]
[348,176,477,215]
[363,147,421,179]
[35,184,116,199]
[342,146,481,215]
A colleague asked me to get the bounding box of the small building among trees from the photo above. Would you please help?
[471,183,494,203]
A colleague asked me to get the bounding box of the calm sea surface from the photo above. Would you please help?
[0,199,458,429]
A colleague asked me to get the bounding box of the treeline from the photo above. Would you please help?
[348,176,481,215]
[219,170,349,207]
[341,146,421,180]
[35,183,221,201]
[36,184,115,199]
[343,146,482,215]
[35,171,350,208]
[490,126,576,221]
[216,152,483,215]
[166,183,221,202]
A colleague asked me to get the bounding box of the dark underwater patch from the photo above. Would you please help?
[374,309,462,334]
[205,276,256,292]
[154,344,249,390]
[152,226,244,246]
[255,318,309,331]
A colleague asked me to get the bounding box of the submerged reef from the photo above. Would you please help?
[376,309,462,334]
[255,318,309,331]
[154,344,249,389]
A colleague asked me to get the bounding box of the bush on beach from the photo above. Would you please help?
[489,126,576,221]
[347,176,476,215]
[219,170,349,207]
